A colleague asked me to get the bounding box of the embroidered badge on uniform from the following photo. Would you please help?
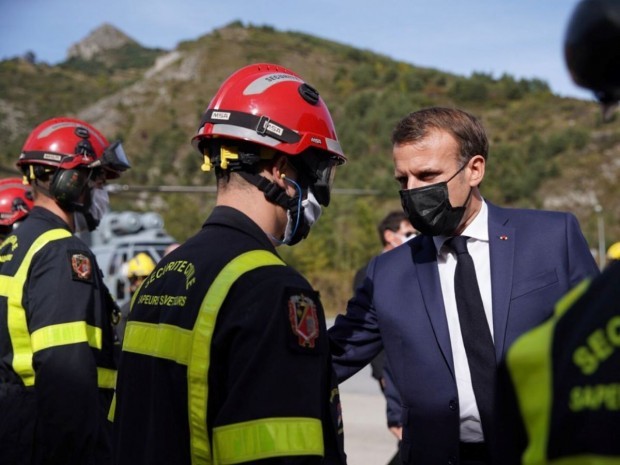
[287,293,320,348]
[69,252,92,282]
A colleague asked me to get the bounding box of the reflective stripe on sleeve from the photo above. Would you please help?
[212,417,324,464]
[31,321,102,352]
[188,250,285,465]
[554,278,591,318]
[0,228,71,386]
[123,321,192,365]
[507,318,555,464]
[117,249,287,463]
[507,279,592,465]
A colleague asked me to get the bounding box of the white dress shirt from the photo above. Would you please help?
[432,200,493,443]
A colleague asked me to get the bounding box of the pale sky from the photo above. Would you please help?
[0,0,593,100]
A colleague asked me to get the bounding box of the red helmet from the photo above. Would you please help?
[192,63,346,164]
[18,117,130,179]
[0,178,33,227]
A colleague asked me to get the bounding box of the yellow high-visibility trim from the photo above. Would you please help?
[98,367,117,389]
[31,321,102,353]
[554,278,591,318]
[123,321,193,365]
[113,250,285,461]
[188,250,285,465]
[108,393,117,422]
[507,279,592,465]
[0,228,71,386]
[507,319,555,464]
[212,417,324,464]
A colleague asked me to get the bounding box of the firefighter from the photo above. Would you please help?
[606,241,620,265]
[0,117,130,465]
[112,63,347,464]
[0,177,34,240]
[115,252,157,344]
[505,1,620,463]
[126,252,156,294]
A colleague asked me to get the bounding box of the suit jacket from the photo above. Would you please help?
[329,202,599,465]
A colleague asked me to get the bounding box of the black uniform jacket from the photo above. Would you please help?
[506,260,620,464]
[0,207,116,465]
[113,206,345,465]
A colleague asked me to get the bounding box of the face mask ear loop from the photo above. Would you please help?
[446,160,469,184]
[459,186,474,210]
[442,160,474,213]
[271,176,303,245]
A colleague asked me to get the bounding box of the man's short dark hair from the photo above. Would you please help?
[378,211,409,246]
[391,107,489,164]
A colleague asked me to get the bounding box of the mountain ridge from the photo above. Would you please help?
[67,23,139,61]
[1,22,618,312]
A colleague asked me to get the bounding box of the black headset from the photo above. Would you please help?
[39,134,95,211]
[48,168,90,210]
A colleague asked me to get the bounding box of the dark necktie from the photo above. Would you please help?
[446,235,496,436]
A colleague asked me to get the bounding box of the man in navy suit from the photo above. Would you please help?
[329,107,599,465]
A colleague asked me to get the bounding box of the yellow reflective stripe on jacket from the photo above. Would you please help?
[212,417,324,464]
[108,391,117,422]
[188,250,286,465]
[507,279,592,465]
[554,278,591,318]
[123,321,192,365]
[31,321,102,352]
[118,249,286,463]
[507,318,555,464]
[0,228,71,386]
[98,367,117,389]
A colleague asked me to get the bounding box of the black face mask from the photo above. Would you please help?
[399,163,472,237]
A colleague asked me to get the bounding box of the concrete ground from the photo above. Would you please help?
[338,361,400,465]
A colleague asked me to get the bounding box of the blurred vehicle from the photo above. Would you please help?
[78,210,177,307]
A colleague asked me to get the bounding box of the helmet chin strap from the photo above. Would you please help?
[276,177,304,245]
[236,171,303,244]
[237,171,297,211]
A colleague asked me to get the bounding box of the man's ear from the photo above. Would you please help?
[272,155,289,188]
[468,155,485,187]
[383,229,395,246]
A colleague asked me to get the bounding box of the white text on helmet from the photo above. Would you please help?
[311,137,323,145]
[43,153,63,162]
[244,74,303,95]
[211,111,231,121]
[266,122,283,136]
[265,74,297,82]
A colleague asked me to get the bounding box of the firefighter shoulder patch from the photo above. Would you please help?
[68,250,93,282]
[286,288,321,351]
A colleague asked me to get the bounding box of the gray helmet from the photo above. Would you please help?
[564,0,620,108]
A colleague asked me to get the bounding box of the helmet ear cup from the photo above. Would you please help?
[49,169,89,210]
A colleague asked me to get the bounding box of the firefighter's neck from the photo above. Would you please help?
[216,170,288,242]
[34,192,76,232]
[217,185,286,241]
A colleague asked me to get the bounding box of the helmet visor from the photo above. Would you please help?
[290,151,339,207]
[89,140,131,177]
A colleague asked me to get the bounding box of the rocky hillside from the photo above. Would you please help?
[67,23,137,61]
[1,22,618,312]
